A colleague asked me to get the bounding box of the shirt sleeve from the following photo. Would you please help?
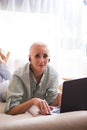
[5,75,24,112]
[44,69,59,105]
[0,62,11,82]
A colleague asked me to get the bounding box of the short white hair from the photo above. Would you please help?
[29,42,49,55]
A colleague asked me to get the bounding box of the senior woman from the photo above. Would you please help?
[5,42,61,115]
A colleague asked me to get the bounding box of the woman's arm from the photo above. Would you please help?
[7,98,51,115]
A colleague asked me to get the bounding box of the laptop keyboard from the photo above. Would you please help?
[50,107,60,115]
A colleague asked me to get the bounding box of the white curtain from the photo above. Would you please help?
[0,0,57,13]
[0,0,87,78]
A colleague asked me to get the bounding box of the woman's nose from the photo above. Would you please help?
[40,57,44,62]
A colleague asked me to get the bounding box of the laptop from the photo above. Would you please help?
[60,77,87,113]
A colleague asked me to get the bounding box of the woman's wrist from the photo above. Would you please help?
[0,48,6,61]
[0,56,3,64]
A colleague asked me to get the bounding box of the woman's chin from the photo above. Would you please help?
[38,67,45,73]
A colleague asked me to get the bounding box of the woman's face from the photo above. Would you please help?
[29,45,49,73]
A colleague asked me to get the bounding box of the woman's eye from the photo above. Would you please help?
[35,54,40,58]
[35,54,48,59]
[43,54,48,59]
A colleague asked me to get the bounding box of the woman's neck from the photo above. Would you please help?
[30,64,43,83]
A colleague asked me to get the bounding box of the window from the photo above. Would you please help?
[0,0,87,78]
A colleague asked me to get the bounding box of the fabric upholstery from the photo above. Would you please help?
[0,108,87,130]
[0,102,87,130]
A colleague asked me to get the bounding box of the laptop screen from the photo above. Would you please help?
[60,77,87,113]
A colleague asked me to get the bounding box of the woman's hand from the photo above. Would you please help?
[51,93,62,107]
[0,48,6,61]
[31,98,51,115]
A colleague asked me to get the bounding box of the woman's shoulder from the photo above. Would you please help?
[14,63,29,76]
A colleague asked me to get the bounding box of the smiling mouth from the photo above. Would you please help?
[39,65,45,68]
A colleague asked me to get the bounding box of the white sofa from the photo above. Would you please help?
[0,102,87,130]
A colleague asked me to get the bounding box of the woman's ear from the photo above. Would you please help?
[48,59,50,62]
[29,55,31,62]
[29,57,31,61]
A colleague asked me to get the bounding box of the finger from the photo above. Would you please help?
[39,100,46,115]
[49,105,54,110]
[44,100,51,113]
[40,100,50,115]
